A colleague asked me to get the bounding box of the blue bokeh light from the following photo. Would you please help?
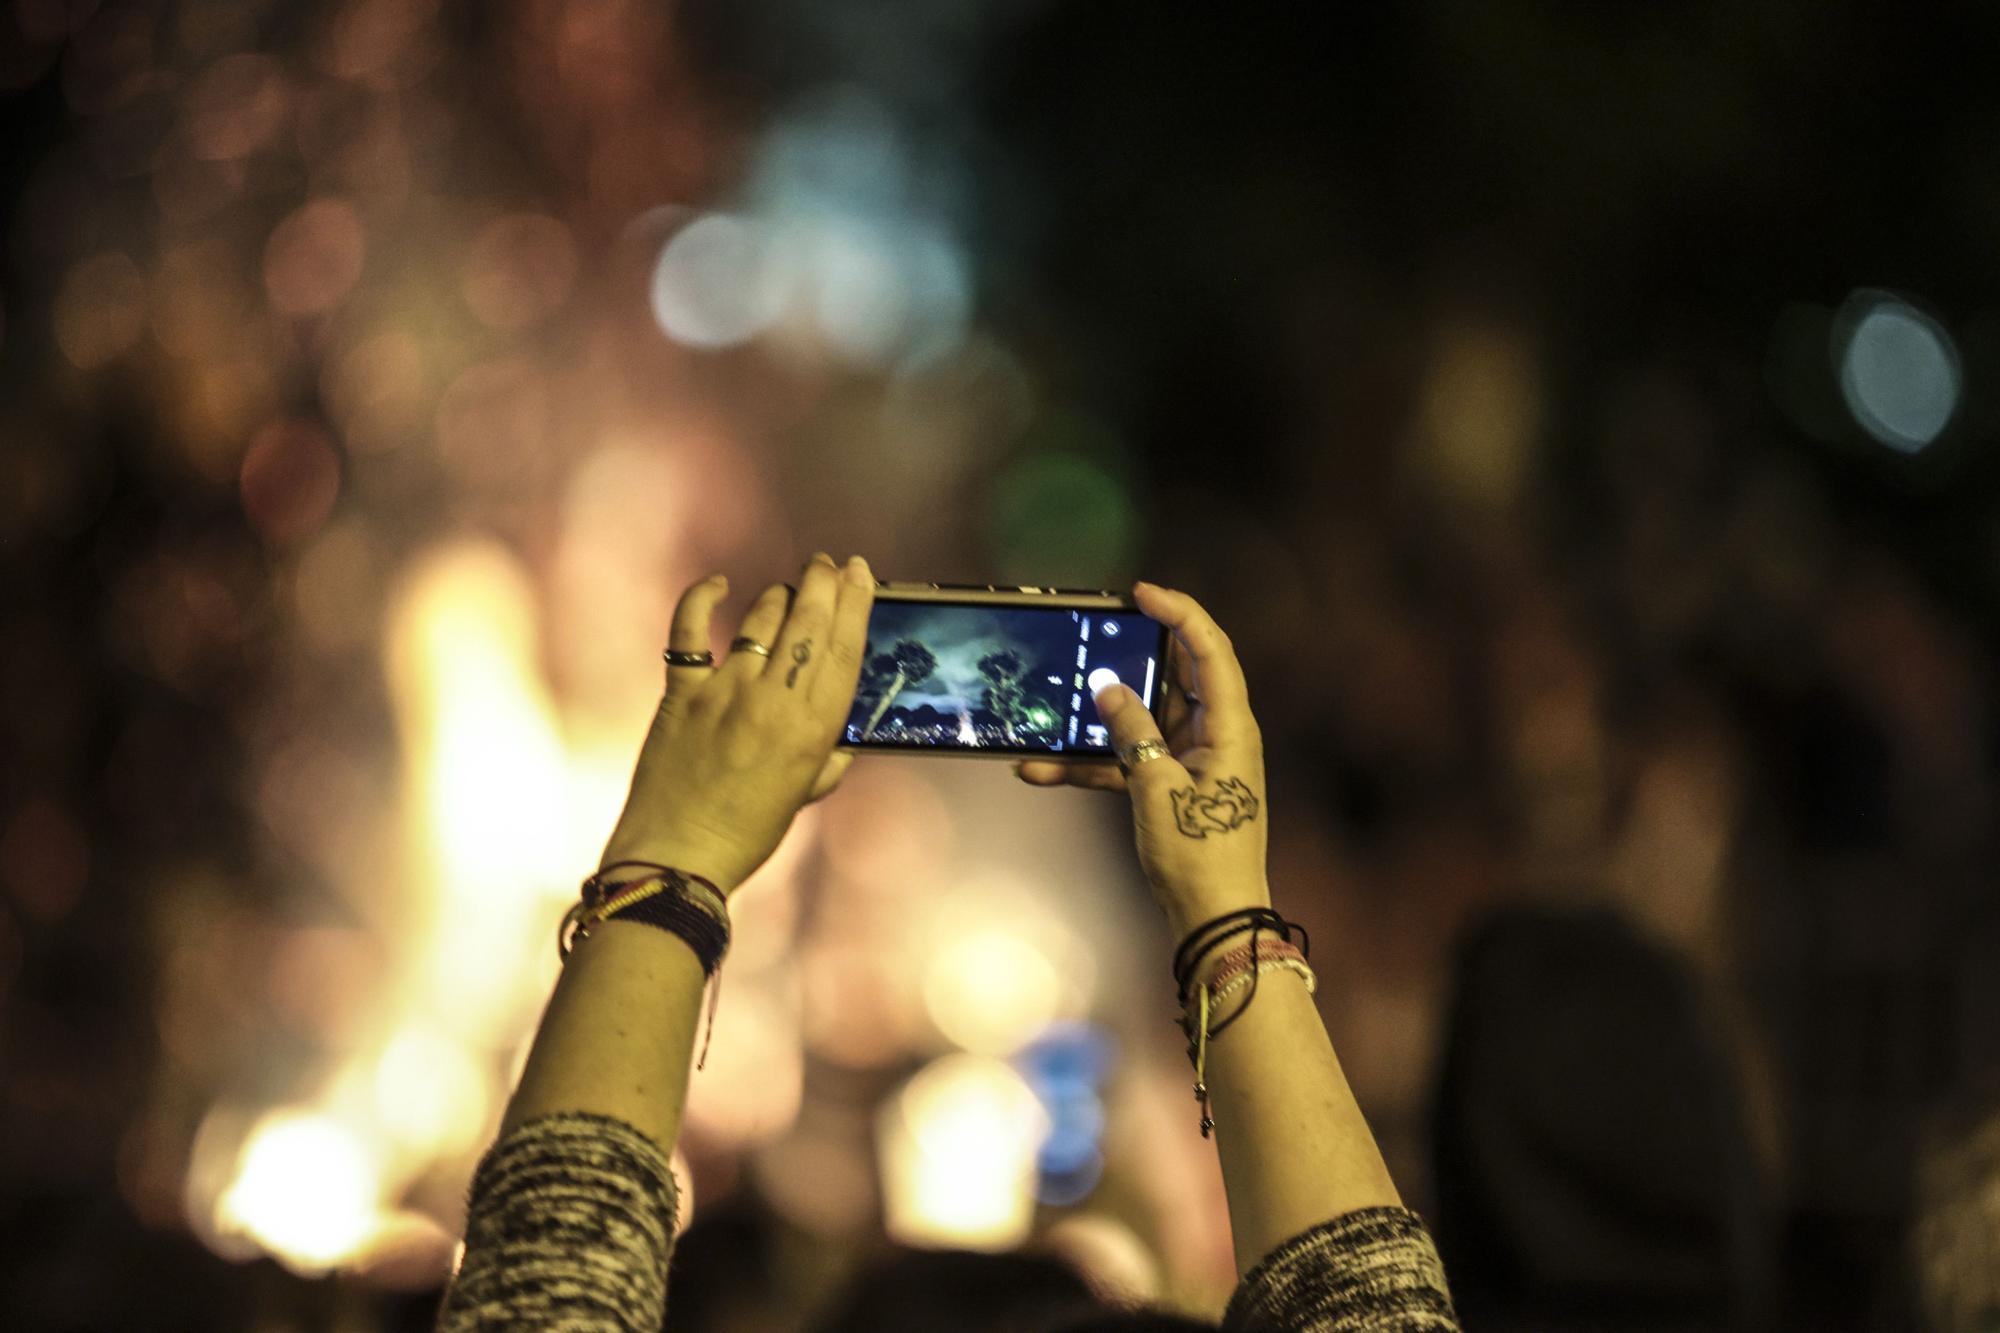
[1833,291,1961,454]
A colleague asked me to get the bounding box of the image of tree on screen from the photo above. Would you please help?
[859,640,938,739]
[850,604,1075,746]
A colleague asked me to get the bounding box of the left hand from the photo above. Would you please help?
[599,552,876,893]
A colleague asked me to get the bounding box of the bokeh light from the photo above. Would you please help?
[53,250,146,369]
[239,418,342,546]
[372,1025,492,1159]
[986,449,1140,585]
[924,927,1063,1055]
[322,329,430,455]
[1834,290,1961,453]
[433,357,551,489]
[213,1109,388,1275]
[879,1054,1049,1251]
[650,213,790,349]
[461,214,579,331]
[681,982,806,1149]
[263,198,366,318]
[183,53,290,160]
[0,798,89,924]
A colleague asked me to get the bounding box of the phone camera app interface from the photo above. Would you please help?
[845,602,1162,753]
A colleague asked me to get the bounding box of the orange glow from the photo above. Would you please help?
[240,418,342,546]
[173,359,280,480]
[880,1054,1048,1251]
[1044,1214,1164,1307]
[920,881,1096,1056]
[318,0,442,85]
[681,980,805,1148]
[0,798,90,924]
[800,936,919,1068]
[924,928,1060,1055]
[462,214,579,330]
[264,198,366,317]
[322,330,430,455]
[434,357,551,489]
[1411,315,1542,510]
[819,762,955,893]
[53,251,147,369]
[150,240,252,359]
[372,1024,493,1159]
[213,1108,389,1274]
[386,542,586,1044]
[183,54,291,161]
[294,520,382,650]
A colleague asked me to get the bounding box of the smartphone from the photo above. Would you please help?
[840,583,1172,759]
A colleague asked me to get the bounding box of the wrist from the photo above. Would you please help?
[1159,880,1274,943]
[598,845,745,898]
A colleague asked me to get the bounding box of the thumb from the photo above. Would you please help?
[1094,684,1184,786]
[805,749,854,804]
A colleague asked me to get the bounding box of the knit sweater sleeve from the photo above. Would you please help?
[435,1112,680,1332]
[1221,1206,1461,1332]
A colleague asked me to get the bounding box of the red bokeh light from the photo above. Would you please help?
[240,418,342,545]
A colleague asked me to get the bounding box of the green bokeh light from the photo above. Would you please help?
[984,437,1141,586]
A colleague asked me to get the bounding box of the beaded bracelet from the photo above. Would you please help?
[1172,907,1308,1007]
[560,863,729,962]
[1209,955,1317,1010]
[1193,937,1309,997]
[1172,907,1313,1138]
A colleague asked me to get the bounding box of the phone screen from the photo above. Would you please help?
[842,597,1170,756]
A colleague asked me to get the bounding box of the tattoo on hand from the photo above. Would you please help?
[787,640,812,688]
[1172,777,1259,838]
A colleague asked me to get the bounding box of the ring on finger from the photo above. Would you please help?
[664,648,716,667]
[730,636,773,658]
[1117,739,1171,773]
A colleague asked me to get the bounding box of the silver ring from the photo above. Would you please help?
[663,649,715,667]
[1117,739,1171,773]
[729,637,773,659]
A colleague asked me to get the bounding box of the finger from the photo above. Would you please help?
[1015,758,1128,792]
[811,554,876,717]
[768,552,841,694]
[721,580,793,680]
[663,574,729,702]
[1094,681,1189,792]
[1133,581,1255,749]
[805,748,854,803]
[1160,672,1194,741]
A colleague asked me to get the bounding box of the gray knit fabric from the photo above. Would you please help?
[1220,1206,1461,1331]
[437,1113,678,1331]
[436,1113,1460,1331]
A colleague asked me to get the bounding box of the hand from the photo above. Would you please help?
[599,553,876,893]
[1016,581,1270,938]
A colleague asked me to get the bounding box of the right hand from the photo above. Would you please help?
[1016,581,1271,939]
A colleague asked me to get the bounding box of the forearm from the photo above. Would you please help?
[1164,882,1402,1276]
[1203,963,1402,1275]
[500,920,709,1153]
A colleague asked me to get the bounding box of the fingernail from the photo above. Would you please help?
[812,551,835,567]
[710,573,729,588]
[845,554,872,585]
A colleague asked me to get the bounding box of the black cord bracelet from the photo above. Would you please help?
[1172,907,1307,1004]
